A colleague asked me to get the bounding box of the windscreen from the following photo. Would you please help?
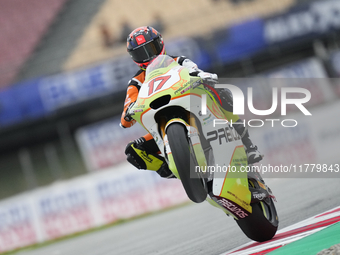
[145,55,176,77]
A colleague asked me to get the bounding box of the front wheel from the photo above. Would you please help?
[166,123,207,203]
[236,198,278,242]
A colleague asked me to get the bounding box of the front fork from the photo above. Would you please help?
[159,114,209,182]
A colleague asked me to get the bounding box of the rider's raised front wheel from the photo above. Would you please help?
[166,123,207,203]
[236,198,278,242]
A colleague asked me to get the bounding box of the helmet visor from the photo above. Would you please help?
[129,37,163,63]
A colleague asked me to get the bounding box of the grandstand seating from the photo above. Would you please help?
[63,0,295,71]
[0,0,67,89]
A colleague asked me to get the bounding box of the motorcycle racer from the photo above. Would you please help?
[120,26,262,178]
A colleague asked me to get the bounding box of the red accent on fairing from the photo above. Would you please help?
[203,83,222,105]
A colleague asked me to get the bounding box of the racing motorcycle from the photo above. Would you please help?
[127,55,279,242]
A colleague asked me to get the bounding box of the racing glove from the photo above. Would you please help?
[181,58,218,83]
[181,58,203,74]
[124,101,135,122]
[198,72,218,83]
[120,102,136,128]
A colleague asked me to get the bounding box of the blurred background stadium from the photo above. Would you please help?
[1,0,340,252]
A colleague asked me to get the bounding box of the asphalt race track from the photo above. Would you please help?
[15,178,340,255]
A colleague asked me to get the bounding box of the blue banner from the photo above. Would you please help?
[263,0,340,45]
[0,55,137,127]
[0,79,45,126]
[214,0,340,64]
[215,18,266,64]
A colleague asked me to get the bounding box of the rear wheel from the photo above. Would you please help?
[236,199,278,242]
[236,180,278,242]
[166,123,207,203]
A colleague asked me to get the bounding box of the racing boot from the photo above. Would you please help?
[156,162,176,179]
[125,137,176,179]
